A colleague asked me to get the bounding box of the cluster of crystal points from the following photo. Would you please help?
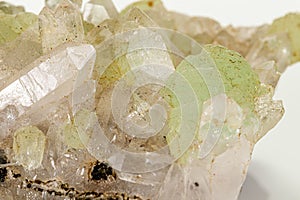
[0,0,299,199]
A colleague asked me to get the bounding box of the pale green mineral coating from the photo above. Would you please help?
[13,126,46,170]
[73,109,98,151]
[268,13,300,63]
[204,45,266,110]
[0,12,37,45]
[0,2,24,15]
[162,56,207,159]
[97,55,131,92]
[63,121,85,150]
[164,44,265,116]
[164,45,266,159]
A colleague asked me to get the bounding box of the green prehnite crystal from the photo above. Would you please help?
[204,45,266,110]
[83,20,95,34]
[96,55,131,93]
[73,109,97,150]
[0,12,37,45]
[13,126,46,170]
[164,45,266,159]
[162,55,209,158]
[268,13,300,63]
[0,2,24,15]
[165,44,265,120]
[0,18,42,88]
[63,120,85,150]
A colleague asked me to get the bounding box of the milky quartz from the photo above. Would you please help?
[0,0,299,199]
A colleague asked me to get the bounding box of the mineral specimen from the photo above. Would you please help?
[0,0,298,199]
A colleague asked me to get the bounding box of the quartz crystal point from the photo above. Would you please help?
[45,0,82,9]
[0,44,96,138]
[0,0,298,200]
[39,0,84,53]
[83,0,118,26]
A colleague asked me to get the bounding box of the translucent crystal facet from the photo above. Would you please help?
[0,11,37,45]
[83,0,118,26]
[39,1,84,53]
[13,126,46,170]
[0,44,95,117]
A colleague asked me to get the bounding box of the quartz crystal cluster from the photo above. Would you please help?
[0,0,299,199]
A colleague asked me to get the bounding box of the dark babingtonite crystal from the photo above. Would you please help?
[91,161,115,181]
[0,149,8,182]
[0,168,7,182]
[0,150,7,164]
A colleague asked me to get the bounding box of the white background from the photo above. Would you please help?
[4,0,300,199]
